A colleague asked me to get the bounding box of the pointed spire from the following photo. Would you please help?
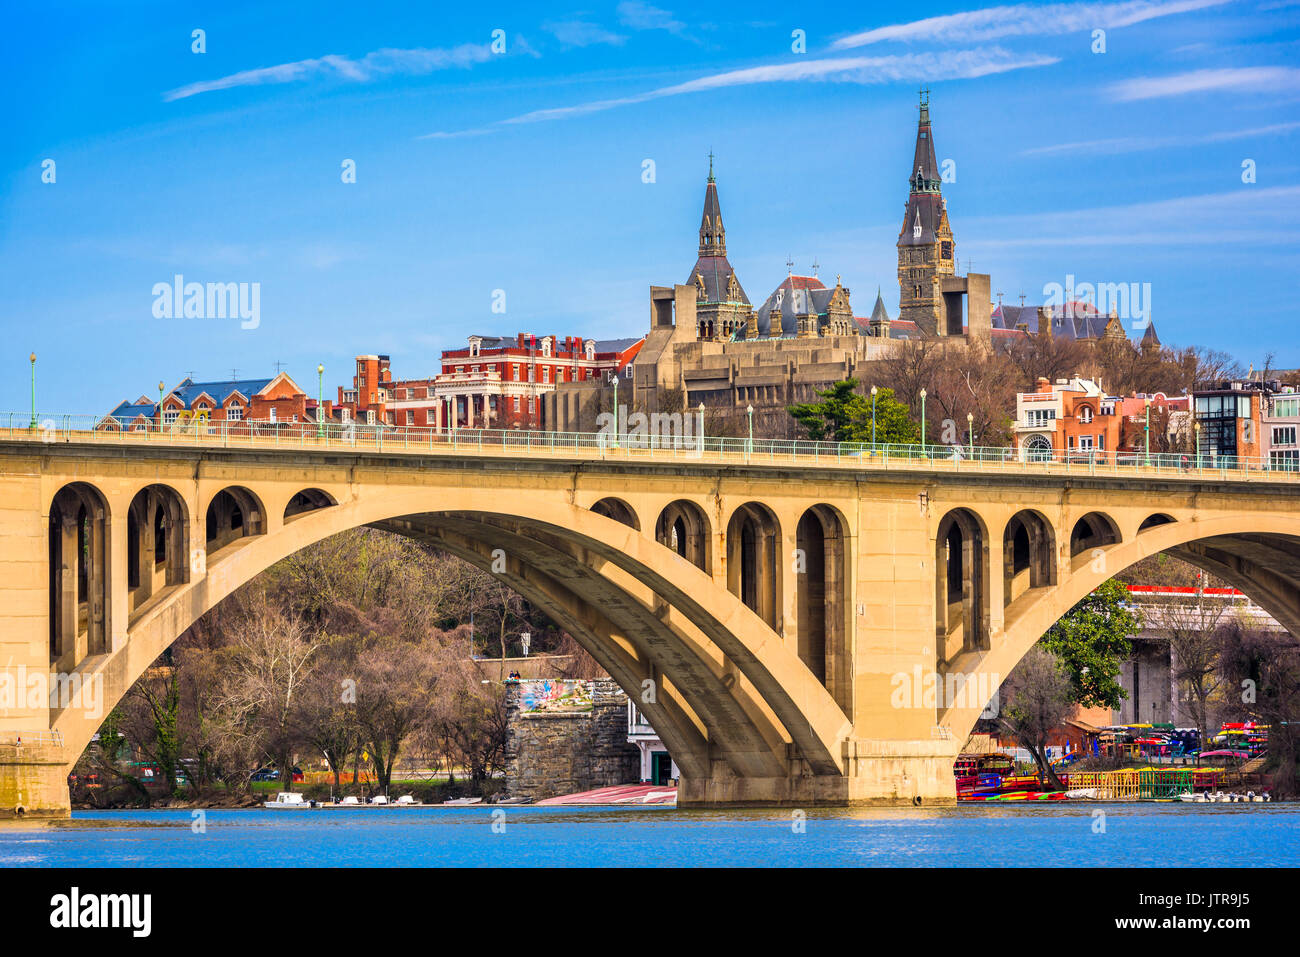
[910,89,940,194]
[698,156,725,257]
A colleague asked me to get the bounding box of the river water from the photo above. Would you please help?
[2,804,1297,867]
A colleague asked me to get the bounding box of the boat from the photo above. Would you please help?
[369,794,389,805]
[338,795,361,805]
[264,791,312,809]
[394,794,420,805]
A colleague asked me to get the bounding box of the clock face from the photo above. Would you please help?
[941,241,953,259]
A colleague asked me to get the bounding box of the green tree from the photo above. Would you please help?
[789,381,921,444]
[1041,578,1140,710]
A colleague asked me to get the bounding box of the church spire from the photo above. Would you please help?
[698,155,726,258]
[910,87,940,194]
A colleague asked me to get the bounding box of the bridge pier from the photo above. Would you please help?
[0,743,71,819]
[677,740,959,806]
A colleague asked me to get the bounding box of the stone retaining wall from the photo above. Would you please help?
[504,679,640,801]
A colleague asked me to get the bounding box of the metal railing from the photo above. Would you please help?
[0,730,65,747]
[4,412,1300,483]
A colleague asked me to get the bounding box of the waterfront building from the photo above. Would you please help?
[1012,376,1189,460]
[627,701,679,786]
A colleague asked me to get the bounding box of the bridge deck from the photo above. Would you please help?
[5,419,1297,486]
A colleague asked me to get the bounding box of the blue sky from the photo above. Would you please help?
[3,0,1299,414]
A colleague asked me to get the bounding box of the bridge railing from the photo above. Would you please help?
[4,412,1299,482]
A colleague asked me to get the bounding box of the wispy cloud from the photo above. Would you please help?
[1020,120,1300,155]
[617,1,688,34]
[164,43,495,101]
[543,19,628,48]
[968,185,1300,249]
[420,47,1058,138]
[1109,65,1300,100]
[832,0,1230,48]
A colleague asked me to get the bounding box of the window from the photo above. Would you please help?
[1274,426,1297,447]
[1097,433,1105,451]
[512,364,520,380]
[1271,449,1300,470]
[163,409,179,425]
[341,409,351,424]
[1078,405,1093,424]
[528,397,535,414]
[514,396,520,412]
[406,410,414,426]
[1078,435,1094,450]
[227,404,243,421]
[269,408,277,423]
[542,366,550,384]
[366,409,375,425]
[1024,408,1056,428]
[1274,397,1300,418]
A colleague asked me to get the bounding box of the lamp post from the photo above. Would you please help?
[317,364,325,439]
[967,412,975,452]
[1194,421,1201,470]
[920,388,927,457]
[29,353,36,428]
[746,403,754,455]
[158,380,165,430]
[611,373,620,448]
[870,385,878,451]
[1144,396,1151,467]
[698,402,705,454]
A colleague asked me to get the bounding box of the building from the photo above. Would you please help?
[1191,379,1269,466]
[101,373,318,431]
[991,299,1159,346]
[335,336,644,433]
[627,701,679,786]
[1013,376,1190,461]
[1263,385,1300,470]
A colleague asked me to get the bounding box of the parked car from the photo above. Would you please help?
[250,767,280,782]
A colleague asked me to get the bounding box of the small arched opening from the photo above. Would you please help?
[126,484,189,615]
[1070,511,1121,557]
[654,500,711,573]
[936,508,989,660]
[590,497,640,531]
[726,503,781,630]
[48,482,111,670]
[205,487,265,555]
[284,488,337,522]
[1002,509,1056,608]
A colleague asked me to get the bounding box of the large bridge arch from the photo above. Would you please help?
[940,513,1300,742]
[50,488,851,803]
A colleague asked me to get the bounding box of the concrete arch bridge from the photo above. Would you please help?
[2,428,1298,815]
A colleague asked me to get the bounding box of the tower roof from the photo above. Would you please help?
[869,287,891,324]
[899,91,948,247]
[688,158,748,304]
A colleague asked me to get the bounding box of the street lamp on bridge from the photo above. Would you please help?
[919,388,927,457]
[317,364,325,439]
[870,385,878,450]
[29,353,36,429]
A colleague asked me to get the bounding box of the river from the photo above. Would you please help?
[2,803,1297,867]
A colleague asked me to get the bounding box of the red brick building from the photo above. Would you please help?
[335,334,644,432]
[101,373,319,431]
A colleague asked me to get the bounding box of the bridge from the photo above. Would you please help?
[2,420,1299,816]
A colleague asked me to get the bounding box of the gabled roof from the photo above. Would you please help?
[170,378,273,407]
[105,400,157,424]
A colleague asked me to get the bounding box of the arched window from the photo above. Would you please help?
[1079,405,1093,424]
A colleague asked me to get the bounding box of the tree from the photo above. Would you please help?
[352,636,440,793]
[1217,621,1300,799]
[996,646,1075,788]
[788,380,920,444]
[214,591,320,791]
[291,635,363,797]
[1041,578,1139,710]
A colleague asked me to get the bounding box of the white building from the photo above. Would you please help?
[627,702,679,785]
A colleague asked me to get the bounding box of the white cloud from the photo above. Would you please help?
[1108,65,1300,100]
[617,1,687,34]
[967,185,1300,249]
[543,20,628,48]
[832,0,1230,48]
[1020,120,1300,155]
[164,43,494,101]
[421,47,1058,136]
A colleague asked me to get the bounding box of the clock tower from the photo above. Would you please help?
[897,90,955,336]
